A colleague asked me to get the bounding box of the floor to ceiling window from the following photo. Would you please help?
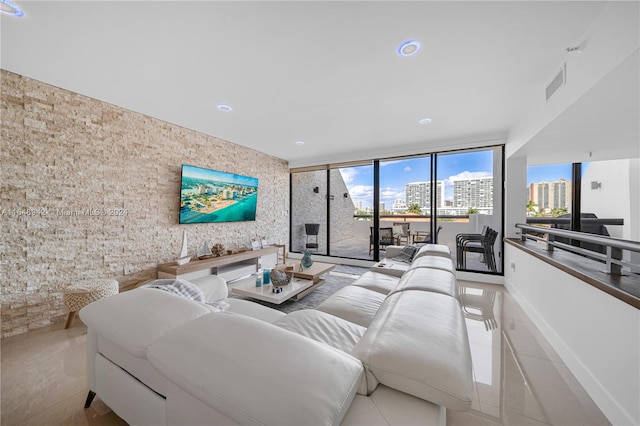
[378,155,432,254]
[525,159,634,268]
[437,147,503,273]
[329,164,373,260]
[290,170,327,255]
[290,145,505,274]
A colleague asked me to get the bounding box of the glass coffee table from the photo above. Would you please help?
[231,275,314,305]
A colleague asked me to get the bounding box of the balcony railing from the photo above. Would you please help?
[516,223,640,276]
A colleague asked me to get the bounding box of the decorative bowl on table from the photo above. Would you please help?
[270,269,291,286]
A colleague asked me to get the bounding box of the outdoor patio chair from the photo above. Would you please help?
[305,223,320,251]
[412,225,442,244]
[458,227,498,272]
[455,225,489,268]
[392,222,411,245]
[369,227,394,254]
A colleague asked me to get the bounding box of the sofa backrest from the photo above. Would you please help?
[390,267,457,299]
[351,290,473,411]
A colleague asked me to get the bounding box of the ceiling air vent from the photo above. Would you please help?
[545,63,566,101]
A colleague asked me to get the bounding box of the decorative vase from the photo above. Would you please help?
[301,251,314,268]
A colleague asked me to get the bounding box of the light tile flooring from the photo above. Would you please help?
[1,280,609,426]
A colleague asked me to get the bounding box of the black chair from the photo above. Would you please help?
[458,227,498,272]
[369,227,394,254]
[304,223,320,251]
[455,226,489,268]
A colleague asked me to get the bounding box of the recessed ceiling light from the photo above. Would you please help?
[1,0,24,17]
[217,104,233,112]
[418,118,432,124]
[398,40,421,57]
[295,141,305,145]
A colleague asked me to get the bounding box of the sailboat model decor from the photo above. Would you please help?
[176,229,191,265]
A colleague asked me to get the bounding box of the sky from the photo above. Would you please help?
[526,163,574,185]
[340,150,495,209]
[341,153,579,209]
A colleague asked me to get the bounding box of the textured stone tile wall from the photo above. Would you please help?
[0,70,289,337]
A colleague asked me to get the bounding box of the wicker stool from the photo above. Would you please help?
[63,279,119,329]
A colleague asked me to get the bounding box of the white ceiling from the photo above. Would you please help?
[1,1,635,167]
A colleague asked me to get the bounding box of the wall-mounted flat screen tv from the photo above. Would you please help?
[179,164,258,224]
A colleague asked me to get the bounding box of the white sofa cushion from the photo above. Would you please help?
[412,244,452,260]
[316,285,386,327]
[409,255,456,275]
[391,267,457,298]
[342,384,443,426]
[79,288,212,359]
[225,298,286,322]
[351,271,401,294]
[147,312,363,426]
[352,290,473,411]
[276,309,366,353]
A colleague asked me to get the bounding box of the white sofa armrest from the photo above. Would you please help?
[383,245,405,259]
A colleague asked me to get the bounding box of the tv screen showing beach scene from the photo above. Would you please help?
[179,164,258,224]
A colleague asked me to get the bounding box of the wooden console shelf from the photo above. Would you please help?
[158,246,279,278]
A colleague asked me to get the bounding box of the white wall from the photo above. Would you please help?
[581,159,634,240]
[507,2,640,159]
[504,244,639,426]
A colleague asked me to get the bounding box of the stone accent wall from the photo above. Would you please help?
[0,70,289,338]
[291,169,355,252]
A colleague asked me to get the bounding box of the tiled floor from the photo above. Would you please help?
[1,280,609,425]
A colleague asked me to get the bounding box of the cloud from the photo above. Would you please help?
[339,167,358,185]
[404,166,412,172]
[348,184,374,206]
[447,171,492,182]
[380,186,405,207]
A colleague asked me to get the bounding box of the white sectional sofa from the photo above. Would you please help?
[80,244,472,425]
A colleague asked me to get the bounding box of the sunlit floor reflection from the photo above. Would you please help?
[453,281,610,426]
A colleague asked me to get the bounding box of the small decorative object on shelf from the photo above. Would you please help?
[261,237,269,248]
[197,242,212,260]
[176,229,191,265]
[211,243,225,257]
[262,268,271,284]
[301,250,314,268]
[255,274,262,287]
[250,238,261,251]
[270,269,291,286]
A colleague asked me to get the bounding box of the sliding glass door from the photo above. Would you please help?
[378,156,432,252]
[436,147,503,273]
[291,170,327,255]
[329,164,373,260]
[289,145,505,274]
